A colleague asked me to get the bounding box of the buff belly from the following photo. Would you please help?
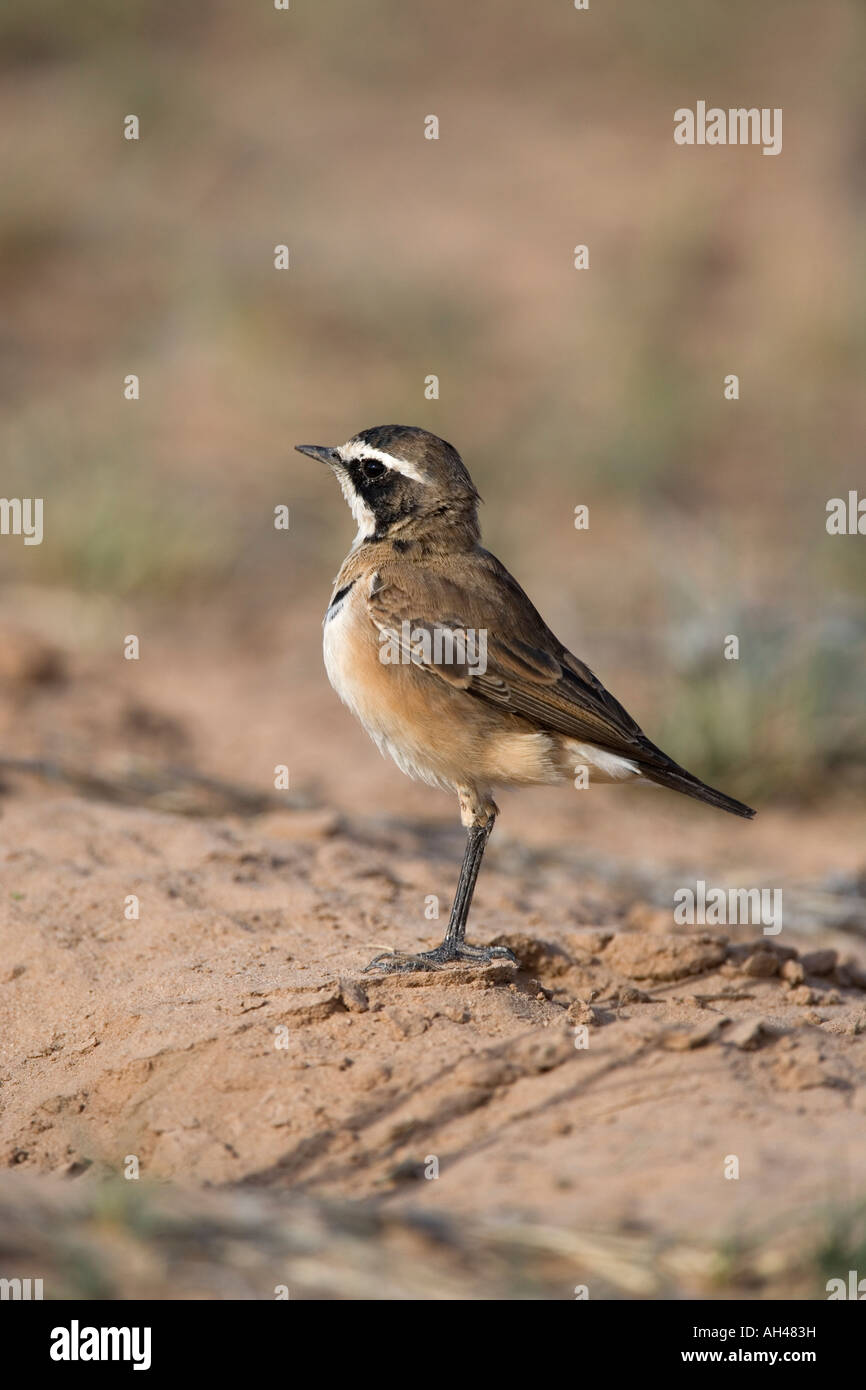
[323,589,640,793]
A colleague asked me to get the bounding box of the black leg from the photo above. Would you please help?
[364,812,516,973]
[441,816,494,948]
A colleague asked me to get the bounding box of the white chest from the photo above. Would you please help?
[321,581,451,790]
[322,587,366,719]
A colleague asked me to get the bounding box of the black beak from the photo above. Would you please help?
[295,444,341,466]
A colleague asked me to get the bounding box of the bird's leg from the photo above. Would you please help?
[439,815,498,952]
[364,794,516,974]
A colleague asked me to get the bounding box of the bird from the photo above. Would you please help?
[296,425,755,974]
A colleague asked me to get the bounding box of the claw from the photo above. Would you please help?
[363,941,517,974]
[363,950,444,974]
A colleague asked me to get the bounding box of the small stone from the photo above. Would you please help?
[339,979,369,1013]
[800,949,837,976]
[836,959,866,990]
[742,951,780,978]
[566,1000,599,1026]
[782,959,805,985]
[790,986,821,1006]
[760,941,799,961]
[615,986,650,1005]
[726,1018,770,1050]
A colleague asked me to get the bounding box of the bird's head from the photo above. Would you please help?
[296,425,480,546]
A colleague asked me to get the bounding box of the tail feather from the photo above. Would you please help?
[643,763,755,819]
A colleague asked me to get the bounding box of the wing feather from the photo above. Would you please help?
[365,551,673,772]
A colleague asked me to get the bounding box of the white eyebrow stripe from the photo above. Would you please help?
[339,439,427,483]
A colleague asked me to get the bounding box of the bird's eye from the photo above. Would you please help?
[360,458,387,480]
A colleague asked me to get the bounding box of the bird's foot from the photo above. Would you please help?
[363,940,517,974]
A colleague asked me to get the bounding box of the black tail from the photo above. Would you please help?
[644,763,755,819]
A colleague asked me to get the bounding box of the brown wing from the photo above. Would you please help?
[366,548,674,773]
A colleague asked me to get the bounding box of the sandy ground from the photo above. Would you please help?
[0,607,865,1299]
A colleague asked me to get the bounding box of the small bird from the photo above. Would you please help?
[297,425,754,973]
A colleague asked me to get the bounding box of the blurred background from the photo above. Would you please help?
[0,0,864,812]
[1,0,866,1302]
